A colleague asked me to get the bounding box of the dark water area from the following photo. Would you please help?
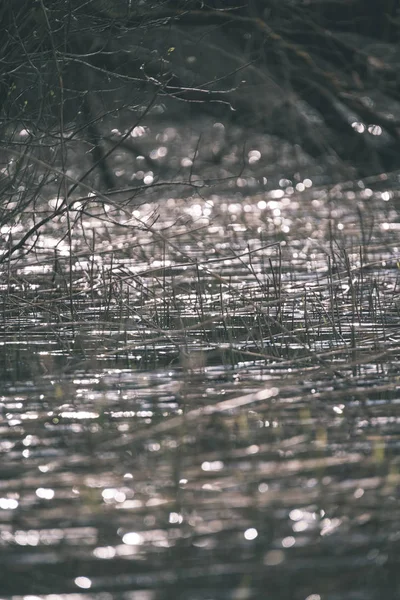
[1,112,400,600]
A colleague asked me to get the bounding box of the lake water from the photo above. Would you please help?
[1,115,400,600]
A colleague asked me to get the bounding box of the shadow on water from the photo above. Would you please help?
[1,115,400,599]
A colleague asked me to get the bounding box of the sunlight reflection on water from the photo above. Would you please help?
[1,146,400,600]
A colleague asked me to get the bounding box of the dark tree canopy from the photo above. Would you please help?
[1,0,400,188]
